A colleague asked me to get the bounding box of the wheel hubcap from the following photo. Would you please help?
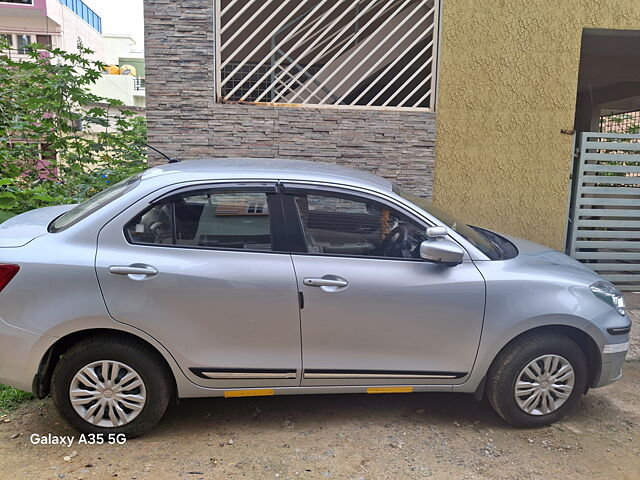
[514,354,575,416]
[69,360,146,427]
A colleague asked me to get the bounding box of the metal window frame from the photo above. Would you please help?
[0,0,34,5]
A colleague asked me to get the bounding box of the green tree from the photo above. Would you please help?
[0,40,147,218]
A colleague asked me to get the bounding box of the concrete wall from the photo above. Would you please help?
[44,0,103,58]
[434,0,640,250]
[144,0,436,197]
[93,74,146,108]
[102,35,137,65]
[0,14,57,39]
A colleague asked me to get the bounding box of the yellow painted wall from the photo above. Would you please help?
[433,0,640,250]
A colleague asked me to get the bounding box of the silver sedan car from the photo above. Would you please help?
[0,159,631,437]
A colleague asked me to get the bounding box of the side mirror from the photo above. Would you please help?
[420,227,464,265]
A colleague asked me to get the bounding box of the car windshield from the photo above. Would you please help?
[49,174,142,232]
[393,185,510,260]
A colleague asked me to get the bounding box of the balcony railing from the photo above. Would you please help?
[134,78,146,92]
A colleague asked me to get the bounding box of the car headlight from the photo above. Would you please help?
[590,281,625,316]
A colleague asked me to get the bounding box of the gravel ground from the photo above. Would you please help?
[629,310,640,361]
[626,293,639,361]
[1,360,639,480]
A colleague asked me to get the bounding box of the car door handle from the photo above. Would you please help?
[109,265,158,276]
[303,277,348,288]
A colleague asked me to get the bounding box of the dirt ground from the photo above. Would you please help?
[0,361,638,480]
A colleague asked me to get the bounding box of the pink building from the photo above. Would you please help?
[0,0,104,58]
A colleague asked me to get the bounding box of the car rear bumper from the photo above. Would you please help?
[0,317,46,392]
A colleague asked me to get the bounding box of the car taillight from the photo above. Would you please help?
[0,265,19,293]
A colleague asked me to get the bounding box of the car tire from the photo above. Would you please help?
[486,332,588,427]
[51,335,173,438]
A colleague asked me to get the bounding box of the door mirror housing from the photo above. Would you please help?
[420,227,464,265]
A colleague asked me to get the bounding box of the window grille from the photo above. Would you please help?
[215,0,440,110]
[221,62,273,102]
[600,111,640,134]
[134,78,146,92]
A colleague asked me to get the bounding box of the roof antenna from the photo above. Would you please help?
[145,144,181,163]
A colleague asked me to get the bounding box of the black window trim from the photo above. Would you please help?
[123,182,290,254]
[279,182,463,262]
[1,1,35,5]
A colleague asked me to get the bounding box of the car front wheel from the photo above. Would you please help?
[51,335,173,437]
[486,332,588,427]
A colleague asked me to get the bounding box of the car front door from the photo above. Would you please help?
[282,185,486,386]
[95,183,302,388]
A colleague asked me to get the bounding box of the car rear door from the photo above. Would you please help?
[282,184,486,386]
[95,183,302,388]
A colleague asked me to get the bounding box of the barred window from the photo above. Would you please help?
[216,0,439,110]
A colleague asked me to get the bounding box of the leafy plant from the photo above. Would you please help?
[0,39,147,217]
[0,384,33,414]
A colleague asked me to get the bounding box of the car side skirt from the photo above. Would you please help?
[178,383,460,398]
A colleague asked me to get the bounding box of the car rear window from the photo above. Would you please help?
[48,174,142,232]
[124,189,274,251]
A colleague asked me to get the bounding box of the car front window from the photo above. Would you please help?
[393,185,509,260]
[291,192,427,259]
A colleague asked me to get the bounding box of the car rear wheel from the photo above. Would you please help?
[486,332,588,427]
[51,335,172,437]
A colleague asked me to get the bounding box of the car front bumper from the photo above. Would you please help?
[590,308,631,388]
[593,347,628,388]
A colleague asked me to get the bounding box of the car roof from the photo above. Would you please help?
[144,158,393,192]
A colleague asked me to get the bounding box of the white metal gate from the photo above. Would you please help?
[567,132,640,291]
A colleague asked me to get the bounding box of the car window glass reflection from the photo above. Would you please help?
[126,191,272,251]
[294,194,426,259]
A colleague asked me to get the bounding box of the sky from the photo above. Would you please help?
[84,0,145,48]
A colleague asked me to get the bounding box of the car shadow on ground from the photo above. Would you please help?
[148,391,520,439]
[23,373,635,440]
[142,384,634,439]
